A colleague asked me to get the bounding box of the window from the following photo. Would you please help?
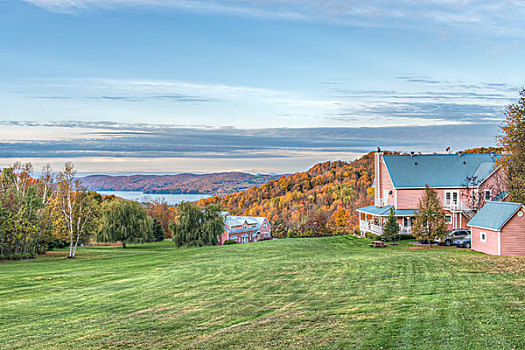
[445,215,452,224]
[444,191,459,208]
[484,190,492,201]
[403,217,411,227]
[263,222,267,229]
[480,232,487,243]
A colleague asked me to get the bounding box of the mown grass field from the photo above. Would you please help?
[1,237,524,349]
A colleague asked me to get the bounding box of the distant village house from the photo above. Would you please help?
[219,212,271,244]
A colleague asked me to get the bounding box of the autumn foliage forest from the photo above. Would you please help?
[198,153,376,238]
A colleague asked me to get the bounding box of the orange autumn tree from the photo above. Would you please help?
[497,89,525,204]
[146,200,176,238]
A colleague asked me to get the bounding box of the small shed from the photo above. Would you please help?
[468,201,525,256]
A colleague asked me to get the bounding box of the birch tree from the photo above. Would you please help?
[54,162,100,258]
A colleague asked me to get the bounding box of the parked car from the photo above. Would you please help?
[435,229,471,246]
[453,234,471,249]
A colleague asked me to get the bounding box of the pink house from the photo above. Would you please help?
[357,151,506,236]
[468,201,525,256]
[219,212,271,244]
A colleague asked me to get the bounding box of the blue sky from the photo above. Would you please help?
[0,0,523,174]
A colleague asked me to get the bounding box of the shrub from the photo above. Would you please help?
[223,239,237,245]
[365,232,381,241]
[1,252,36,260]
[399,234,415,240]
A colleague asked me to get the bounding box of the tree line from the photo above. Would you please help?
[0,162,168,260]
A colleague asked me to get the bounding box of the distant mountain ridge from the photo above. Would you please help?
[80,172,283,196]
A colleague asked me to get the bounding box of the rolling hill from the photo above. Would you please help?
[80,172,282,196]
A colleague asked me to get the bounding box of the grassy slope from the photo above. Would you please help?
[0,237,524,349]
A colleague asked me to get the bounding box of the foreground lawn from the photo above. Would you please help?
[1,237,524,349]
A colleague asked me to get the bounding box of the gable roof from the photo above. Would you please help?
[382,154,502,188]
[224,215,268,232]
[468,201,524,231]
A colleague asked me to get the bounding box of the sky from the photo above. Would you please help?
[0,0,524,174]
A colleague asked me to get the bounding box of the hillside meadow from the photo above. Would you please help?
[1,237,524,349]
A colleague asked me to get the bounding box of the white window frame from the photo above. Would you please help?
[403,217,411,228]
[484,189,492,201]
[263,222,267,229]
[445,215,452,224]
[480,232,487,243]
[444,190,459,208]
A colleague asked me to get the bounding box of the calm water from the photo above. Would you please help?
[97,191,211,205]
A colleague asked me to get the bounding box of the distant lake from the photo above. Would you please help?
[97,191,211,205]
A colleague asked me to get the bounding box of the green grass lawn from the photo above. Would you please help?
[1,237,524,349]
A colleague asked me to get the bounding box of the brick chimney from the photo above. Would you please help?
[375,150,384,207]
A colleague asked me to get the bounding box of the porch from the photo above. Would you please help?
[357,205,415,236]
[359,219,412,236]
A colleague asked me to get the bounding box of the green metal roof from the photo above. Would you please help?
[468,201,523,231]
[383,154,501,188]
[357,205,417,217]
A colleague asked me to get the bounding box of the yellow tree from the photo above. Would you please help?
[497,89,525,204]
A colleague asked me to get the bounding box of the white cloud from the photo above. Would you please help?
[23,0,525,37]
[1,75,516,130]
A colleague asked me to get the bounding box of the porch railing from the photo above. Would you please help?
[359,220,384,235]
[443,200,475,219]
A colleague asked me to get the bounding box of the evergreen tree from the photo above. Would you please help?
[412,186,447,247]
[382,207,400,242]
[152,217,165,242]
